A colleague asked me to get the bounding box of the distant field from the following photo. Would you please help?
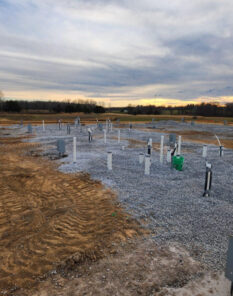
[0,112,232,125]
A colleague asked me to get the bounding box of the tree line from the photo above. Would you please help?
[121,103,233,117]
[0,91,233,117]
[0,98,105,113]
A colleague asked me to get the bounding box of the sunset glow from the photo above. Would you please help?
[1,1,233,106]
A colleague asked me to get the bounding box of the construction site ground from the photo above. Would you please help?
[0,120,232,296]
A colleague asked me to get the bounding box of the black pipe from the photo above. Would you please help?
[220,145,224,157]
[147,144,151,155]
[203,163,212,197]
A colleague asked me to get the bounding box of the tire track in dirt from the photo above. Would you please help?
[0,130,142,295]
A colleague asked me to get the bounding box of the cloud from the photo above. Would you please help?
[1,0,233,105]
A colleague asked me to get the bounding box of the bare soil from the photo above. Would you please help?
[31,239,230,296]
[31,238,205,296]
[0,129,142,295]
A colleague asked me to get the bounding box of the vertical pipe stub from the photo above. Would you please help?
[147,144,151,155]
[57,139,65,157]
[167,148,171,163]
[203,162,212,197]
[174,143,178,156]
[178,135,181,155]
[118,129,121,143]
[202,145,207,158]
[145,154,151,175]
[67,124,71,135]
[147,138,152,155]
[149,138,152,146]
[58,119,62,130]
[88,128,92,142]
[104,129,107,144]
[73,137,77,163]
[160,135,164,164]
[139,153,144,164]
[107,151,112,171]
[220,145,224,157]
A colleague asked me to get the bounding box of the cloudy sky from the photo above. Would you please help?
[1,0,233,106]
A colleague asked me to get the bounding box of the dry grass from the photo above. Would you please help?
[0,112,232,125]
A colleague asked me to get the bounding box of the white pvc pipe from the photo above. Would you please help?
[178,135,181,155]
[118,129,120,143]
[73,137,76,163]
[139,153,144,164]
[160,135,164,164]
[145,155,150,175]
[42,120,45,132]
[206,162,211,169]
[167,148,171,162]
[104,129,107,144]
[149,138,152,146]
[110,123,113,132]
[202,145,207,158]
[107,152,112,170]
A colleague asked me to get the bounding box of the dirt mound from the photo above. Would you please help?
[0,129,142,295]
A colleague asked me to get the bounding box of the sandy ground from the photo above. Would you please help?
[0,127,141,295]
